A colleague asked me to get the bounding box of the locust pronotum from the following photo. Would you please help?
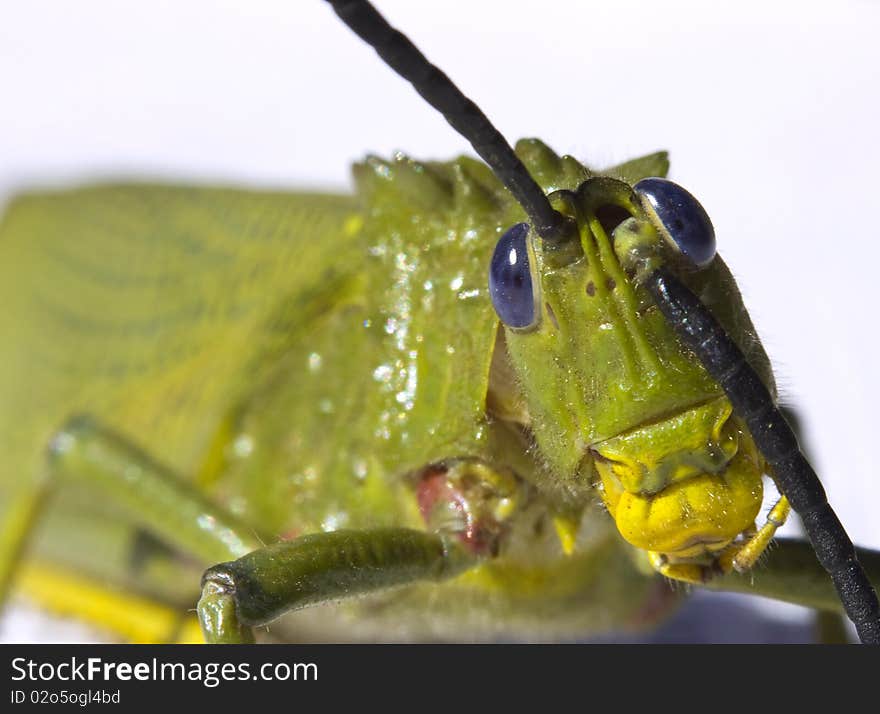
[0,0,879,643]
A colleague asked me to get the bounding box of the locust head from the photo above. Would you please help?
[489,171,776,573]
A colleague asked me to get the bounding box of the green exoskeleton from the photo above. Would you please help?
[1,1,878,643]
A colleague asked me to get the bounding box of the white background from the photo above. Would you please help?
[1,0,879,640]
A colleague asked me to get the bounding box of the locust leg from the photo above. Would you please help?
[198,458,515,643]
[44,415,262,563]
[198,529,476,644]
[191,454,520,643]
[723,495,791,573]
[0,414,264,639]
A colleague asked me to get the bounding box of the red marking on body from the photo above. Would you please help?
[416,467,455,521]
[417,466,496,556]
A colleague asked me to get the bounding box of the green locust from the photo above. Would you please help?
[0,1,878,643]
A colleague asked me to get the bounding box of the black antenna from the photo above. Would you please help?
[645,266,880,644]
[324,0,575,243]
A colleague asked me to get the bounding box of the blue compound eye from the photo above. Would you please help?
[634,177,716,268]
[489,223,538,329]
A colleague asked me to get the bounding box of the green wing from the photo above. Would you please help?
[0,184,359,513]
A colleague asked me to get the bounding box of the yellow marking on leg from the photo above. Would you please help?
[648,552,708,584]
[729,495,790,573]
[15,561,200,644]
[552,513,580,556]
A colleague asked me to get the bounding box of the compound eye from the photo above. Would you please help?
[634,177,716,268]
[489,222,538,329]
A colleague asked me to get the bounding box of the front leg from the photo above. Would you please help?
[198,457,524,643]
[198,528,475,643]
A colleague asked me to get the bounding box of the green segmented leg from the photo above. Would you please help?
[198,529,476,644]
[0,414,264,611]
[46,416,263,563]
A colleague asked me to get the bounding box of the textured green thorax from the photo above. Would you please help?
[349,151,508,469]
[225,150,514,536]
